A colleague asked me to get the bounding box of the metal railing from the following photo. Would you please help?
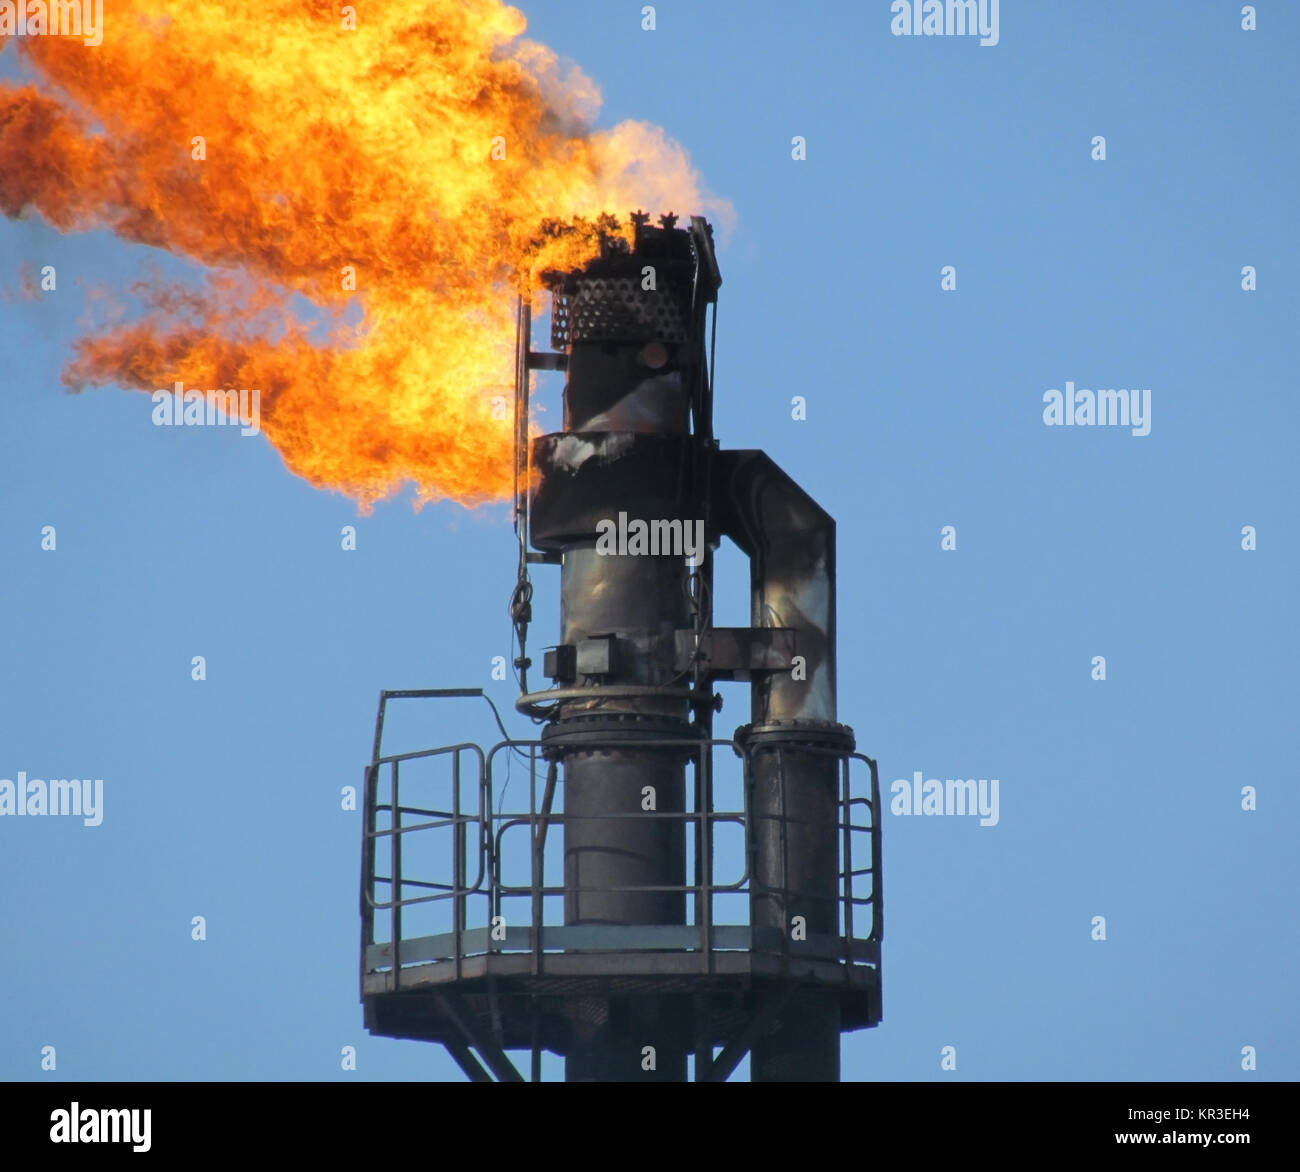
[360,696,881,994]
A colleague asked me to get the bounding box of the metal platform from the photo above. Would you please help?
[360,690,882,1081]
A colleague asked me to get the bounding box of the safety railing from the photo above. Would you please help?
[360,695,881,994]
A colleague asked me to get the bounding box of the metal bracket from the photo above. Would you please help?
[433,991,525,1084]
[527,350,567,371]
[674,627,796,679]
[701,983,798,1083]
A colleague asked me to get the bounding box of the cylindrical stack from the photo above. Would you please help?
[558,549,689,928]
[749,747,843,1081]
[720,450,852,1082]
[531,221,707,1081]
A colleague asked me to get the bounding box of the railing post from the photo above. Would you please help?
[870,755,883,944]
[454,749,465,982]
[841,755,853,965]
[701,741,713,973]
[391,758,401,991]
[533,752,553,976]
[359,763,377,998]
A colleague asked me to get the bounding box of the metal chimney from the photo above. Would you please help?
[360,214,881,1082]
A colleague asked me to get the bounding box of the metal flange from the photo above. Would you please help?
[732,719,857,756]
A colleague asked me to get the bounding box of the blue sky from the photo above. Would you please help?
[2,0,1296,1081]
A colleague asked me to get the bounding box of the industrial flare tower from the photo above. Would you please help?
[360,214,881,1081]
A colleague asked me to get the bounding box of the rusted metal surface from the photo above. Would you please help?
[672,627,797,677]
[362,215,880,1081]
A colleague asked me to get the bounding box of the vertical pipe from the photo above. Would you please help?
[558,547,690,1082]
[527,221,719,1082]
[748,745,841,1082]
[714,450,847,1082]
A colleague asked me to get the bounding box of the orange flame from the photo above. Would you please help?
[0,1,724,508]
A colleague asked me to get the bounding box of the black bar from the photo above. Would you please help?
[4,1082,1285,1155]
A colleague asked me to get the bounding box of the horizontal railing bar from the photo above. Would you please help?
[364,926,880,972]
[485,813,747,827]
[374,878,751,908]
[373,742,486,766]
[363,817,464,838]
[493,880,748,896]
[380,689,486,699]
[368,810,748,823]
[366,887,488,911]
